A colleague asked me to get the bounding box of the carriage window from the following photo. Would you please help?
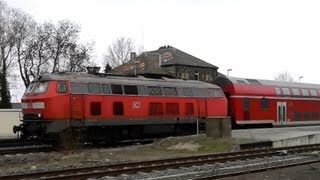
[147,86,162,95]
[138,86,147,95]
[34,82,48,93]
[301,89,309,97]
[102,84,111,94]
[88,83,101,94]
[149,102,163,115]
[275,87,281,96]
[281,88,290,96]
[185,103,194,115]
[163,87,178,96]
[183,88,193,96]
[260,98,268,109]
[124,85,138,95]
[57,82,67,93]
[91,102,101,115]
[304,112,310,120]
[166,103,179,115]
[312,112,318,120]
[111,84,123,94]
[192,88,207,97]
[310,89,317,97]
[113,102,123,115]
[70,82,88,93]
[292,88,300,96]
[293,112,301,121]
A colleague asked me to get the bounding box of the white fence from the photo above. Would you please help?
[0,109,21,138]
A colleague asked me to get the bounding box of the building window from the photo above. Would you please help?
[91,102,101,115]
[113,102,124,115]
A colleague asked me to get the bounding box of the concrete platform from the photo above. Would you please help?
[233,126,320,148]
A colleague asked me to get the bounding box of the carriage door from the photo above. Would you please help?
[71,94,84,126]
[198,98,207,118]
[277,102,287,124]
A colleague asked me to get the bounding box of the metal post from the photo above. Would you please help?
[196,118,199,135]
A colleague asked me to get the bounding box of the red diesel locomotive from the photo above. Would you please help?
[14,71,227,143]
[213,76,320,127]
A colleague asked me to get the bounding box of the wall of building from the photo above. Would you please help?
[0,109,21,138]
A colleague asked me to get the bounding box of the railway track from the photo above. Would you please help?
[0,138,54,155]
[1,143,320,180]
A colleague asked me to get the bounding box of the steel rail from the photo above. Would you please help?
[1,143,320,180]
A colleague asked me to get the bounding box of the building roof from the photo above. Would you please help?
[112,46,218,76]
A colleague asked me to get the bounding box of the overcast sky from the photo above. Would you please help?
[6,0,320,84]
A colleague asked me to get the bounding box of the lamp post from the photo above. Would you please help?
[299,76,303,83]
[227,69,232,76]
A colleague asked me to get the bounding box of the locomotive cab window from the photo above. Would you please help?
[26,83,36,93]
[34,82,48,93]
[111,84,123,94]
[57,82,67,93]
[124,85,138,95]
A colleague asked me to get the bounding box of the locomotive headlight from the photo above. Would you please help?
[32,102,45,109]
[37,113,42,118]
[21,103,28,109]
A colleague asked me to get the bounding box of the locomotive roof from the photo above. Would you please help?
[36,72,220,89]
[214,76,320,89]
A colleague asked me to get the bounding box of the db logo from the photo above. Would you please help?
[133,102,141,109]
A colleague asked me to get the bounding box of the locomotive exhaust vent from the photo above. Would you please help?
[86,66,101,74]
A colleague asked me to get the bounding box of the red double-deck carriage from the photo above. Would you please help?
[14,72,227,143]
[213,76,320,127]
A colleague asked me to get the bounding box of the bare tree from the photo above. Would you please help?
[0,0,16,108]
[274,71,295,82]
[103,37,136,68]
[15,19,94,87]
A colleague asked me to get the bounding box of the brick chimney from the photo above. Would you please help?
[130,52,136,61]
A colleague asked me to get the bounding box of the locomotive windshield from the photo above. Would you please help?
[25,81,48,93]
